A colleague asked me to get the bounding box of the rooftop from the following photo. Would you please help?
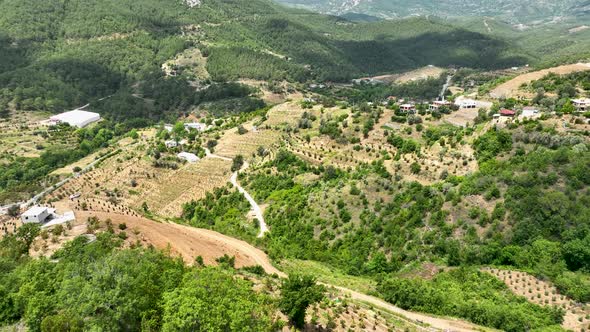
[22,206,48,216]
[50,110,101,128]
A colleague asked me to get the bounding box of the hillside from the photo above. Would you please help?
[0,0,526,120]
[1,1,590,331]
[276,0,590,24]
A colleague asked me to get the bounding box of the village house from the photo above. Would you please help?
[165,140,178,148]
[500,109,516,117]
[184,122,207,132]
[21,206,52,224]
[399,103,416,113]
[572,98,590,112]
[429,100,451,111]
[455,99,477,109]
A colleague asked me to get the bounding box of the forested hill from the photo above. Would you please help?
[276,0,590,24]
[0,0,526,119]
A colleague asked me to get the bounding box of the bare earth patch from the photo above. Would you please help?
[490,63,590,99]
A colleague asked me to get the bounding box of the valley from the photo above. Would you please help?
[0,0,589,331]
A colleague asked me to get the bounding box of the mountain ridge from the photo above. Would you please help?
[276,0,590,24]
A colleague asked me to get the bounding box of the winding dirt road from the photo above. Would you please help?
[230,163,269,238]
[78,209,483,331]
[205,148,269,238]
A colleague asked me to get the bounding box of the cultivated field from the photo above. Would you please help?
[0,111,60,160]
[484,267,590,332]
[214,124,282,159]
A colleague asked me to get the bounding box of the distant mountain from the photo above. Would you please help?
[275,0,590,24]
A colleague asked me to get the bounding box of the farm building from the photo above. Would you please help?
[165,140,188,148]
[49,110,101,128]
[177,152,200,163]
[165,140,178,148]
[455,99,477,109]
[21,206,52,223]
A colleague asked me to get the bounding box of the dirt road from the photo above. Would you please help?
[230,163,269,238]
[78,210,483,331]
[490,63,590,98]
[206,149,269,238]
[76,211,280,271]
[331,286,483,332]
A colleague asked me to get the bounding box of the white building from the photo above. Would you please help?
[164,124,174,133]
[21,206,51,223]
[572,98,590,112]
[455,99,477,109]
[165,140,178,148]
[429,100,451,111]
[399,104,415,113]
[49,110,101,128]
[184,123,207,132]
[177,152,200,163]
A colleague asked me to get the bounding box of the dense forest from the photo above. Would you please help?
[0,0,530,120]
[0,223,326,331]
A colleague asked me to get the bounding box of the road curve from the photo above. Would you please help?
[77,207,481,331]
[230,165,269,238]
[204,148,269,238]
[330,285,482,332]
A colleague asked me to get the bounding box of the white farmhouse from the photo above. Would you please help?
[429,100,451,111]
[177,152,200,163]
[572,98,590,112]
[184,122,207,132]
[21,206,51,224]
[455,99,477,109]
[49,110,101,128]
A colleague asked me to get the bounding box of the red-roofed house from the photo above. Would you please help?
[500,109,516,117]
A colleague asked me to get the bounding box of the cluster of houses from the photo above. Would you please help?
[162,122,206,164]
[388,97,477,114]
[164,122,209,133]
[387,95,546,121]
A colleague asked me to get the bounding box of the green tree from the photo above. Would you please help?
[561,100,575,114]
[279,274,325,329]
[231,155,244,172]
[162,268,273,332]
